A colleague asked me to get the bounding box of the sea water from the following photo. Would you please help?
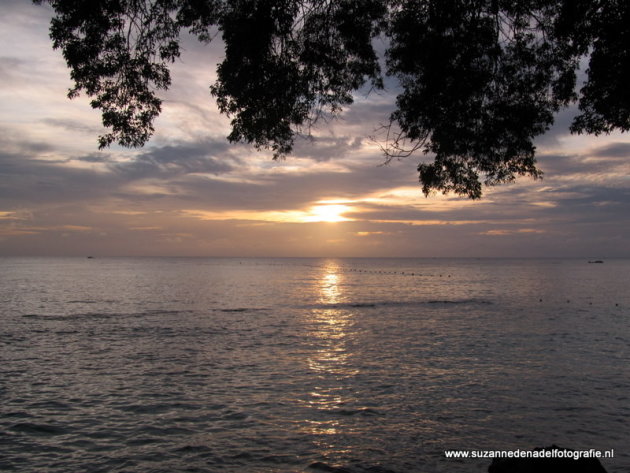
[1,257,629,472]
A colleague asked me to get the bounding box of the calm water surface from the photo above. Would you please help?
[1,257,629,472]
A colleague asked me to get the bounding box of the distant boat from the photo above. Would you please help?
[87,256,94,259]
[588,260,604,263]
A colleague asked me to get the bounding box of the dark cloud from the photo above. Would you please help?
[536,151,626,177]
[0,133,237,207]
[75,153,112,163]
[0,56,26,82]
[340,99,397,127]
[0,128,53,155]
[589,142,630,158]
[290,135,364,162]
[0,150,114,203]
[534,153,583,176]
[41,118,104,135]
[533,105,579,148]
[538,186,630,223]
[109,140,238,179]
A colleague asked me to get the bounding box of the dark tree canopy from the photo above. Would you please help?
[34,0,630,198]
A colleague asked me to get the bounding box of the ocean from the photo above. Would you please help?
[1,257,628,472]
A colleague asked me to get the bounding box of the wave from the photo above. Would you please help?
[330,407,380,417]
[303,298,493,311]
[216,307,270,313]
[20,309,190,321]
[309,461,400,473]
[10,422,67,436]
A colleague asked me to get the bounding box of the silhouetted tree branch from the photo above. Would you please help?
[34,0,630,198]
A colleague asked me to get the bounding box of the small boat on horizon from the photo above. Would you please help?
[588,260,604,263]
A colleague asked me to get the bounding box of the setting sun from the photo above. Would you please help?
[304,204,351,223]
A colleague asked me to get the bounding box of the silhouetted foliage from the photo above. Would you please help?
[35,0,630,198]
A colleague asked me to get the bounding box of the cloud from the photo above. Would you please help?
[290,135,364,162]
[590,142,630,158]
[109,140,237,179]
[75,153,112,163]
[480,228,547,236]
[0,56,26,83]
[41,118,105,136]
[0,211,24,220]
[533,105,580,148]
[0,147,115,204]
[356,231,390,236]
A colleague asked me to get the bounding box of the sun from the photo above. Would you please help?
[305,204,351,223]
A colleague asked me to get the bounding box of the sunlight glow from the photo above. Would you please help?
[0,211,20,220]
[303,204,352,223]
[182,202,355,224]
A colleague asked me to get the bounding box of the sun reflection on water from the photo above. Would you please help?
[319,270,341,305]
[299,261,361,438]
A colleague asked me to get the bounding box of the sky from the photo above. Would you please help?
[1,1,630,258]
